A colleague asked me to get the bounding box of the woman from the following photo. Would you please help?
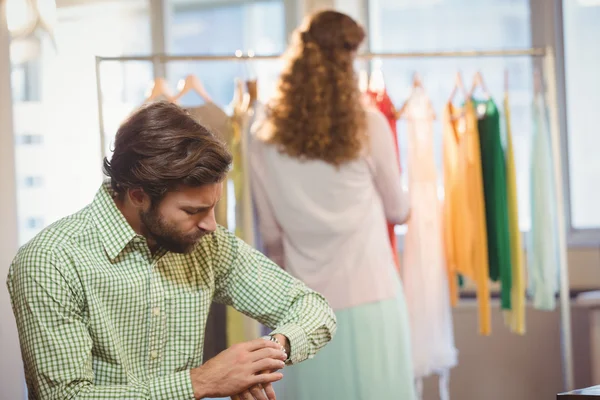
[249,10,416,400]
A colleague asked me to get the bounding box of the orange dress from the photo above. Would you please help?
[442,101,491,335]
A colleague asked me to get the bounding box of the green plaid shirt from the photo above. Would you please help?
[7,183,336,399]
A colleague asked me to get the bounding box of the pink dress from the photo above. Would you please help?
[402,90,457,399]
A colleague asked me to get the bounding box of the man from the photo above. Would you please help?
[7,102,337,400]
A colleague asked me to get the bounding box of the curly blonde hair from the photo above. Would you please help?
[263,10,367,166]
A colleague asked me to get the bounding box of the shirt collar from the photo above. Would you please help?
[90,181,138,261]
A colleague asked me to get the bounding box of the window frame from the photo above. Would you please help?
[363,0,600,248]
[47,0,599,248]
[150,0,297,79]
[553,0,600,247]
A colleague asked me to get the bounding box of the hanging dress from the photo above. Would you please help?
[367,88,402,273]
[246,80,266,253]
[503,93,526,334]
[226,81,262,346]
[402,90,457,400]
[186,102,232,360]
[443,100,491,335]
[528,93,560,310]
[474,98,513,310]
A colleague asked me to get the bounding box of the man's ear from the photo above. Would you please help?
[128,188,150,209]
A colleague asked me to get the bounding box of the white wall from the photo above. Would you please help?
[1,1,597,399]
[0,3,26,400]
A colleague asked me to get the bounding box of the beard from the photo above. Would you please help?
[139,206,205,254]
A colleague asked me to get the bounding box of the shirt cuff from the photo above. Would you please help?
[270,323,309,365]
[149,370,195,400]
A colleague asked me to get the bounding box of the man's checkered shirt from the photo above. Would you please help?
[7,182,336,399]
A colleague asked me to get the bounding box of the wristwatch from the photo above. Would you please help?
[262,335,290,362]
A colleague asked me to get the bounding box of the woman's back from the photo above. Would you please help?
[249,10,416,400]
[250,107,408,310]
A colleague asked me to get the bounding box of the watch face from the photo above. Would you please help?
[263,335,289,361]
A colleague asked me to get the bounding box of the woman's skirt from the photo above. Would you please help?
[276,283,416,400]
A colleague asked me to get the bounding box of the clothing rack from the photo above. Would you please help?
[94,48,547,161]
[95,48,546,63]
[94,46,575,392]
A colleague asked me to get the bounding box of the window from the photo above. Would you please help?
[15,133,43,145]
[26,217,45,230]
[368,0,533,230]
[562,0,600,230]
[167,0,287,231]
[10,65,27,102]
[23,176,44,188]
[11,0,153,245]
[168,0,286,107]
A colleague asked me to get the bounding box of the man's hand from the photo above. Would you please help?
[231,381,277,400]
[190,338,286,399]
[231,335,290,400]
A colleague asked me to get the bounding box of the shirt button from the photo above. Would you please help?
[152,307,160,316]
[150,350,158,360]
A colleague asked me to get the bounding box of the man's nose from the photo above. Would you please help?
[198,209,217,233]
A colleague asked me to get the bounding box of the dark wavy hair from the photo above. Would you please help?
[103,101,232,201]
[263,10,367,166]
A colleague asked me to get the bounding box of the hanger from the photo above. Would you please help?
[397,72,436,120]
[447,71,468,121]
[246,49,257,81]
[468,71,491,100]
[246,79,258,105]
[242,49,258,111]
[230,78,250,118]
[172,74,212,104]
[412,72,423,89]
[448,71,467,104]
[144,78,175,103]
[368,64,386,95]
[358,69,369,93]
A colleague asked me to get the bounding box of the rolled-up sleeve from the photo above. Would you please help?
[367,109,410,225]
[211,227,337,364]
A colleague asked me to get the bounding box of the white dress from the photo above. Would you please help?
[401,90,458,400]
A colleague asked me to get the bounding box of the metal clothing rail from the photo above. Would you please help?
[94,48,548,160]
[95,48,547,63]
[94,45,575,392]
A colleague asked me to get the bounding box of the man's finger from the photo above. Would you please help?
[250,384,268,400]
[252,359,285,374]
[231,396,241,400]
[241,391,255,400]
[249,348,287,363]
[245,338,281,352]
[252,372,284,386]
[264,382,277,400]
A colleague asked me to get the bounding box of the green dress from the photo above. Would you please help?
[474,98,512,310]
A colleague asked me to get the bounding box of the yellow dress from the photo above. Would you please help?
[443,101,491,335]
[503,94,526,334]
[226,81,262,346]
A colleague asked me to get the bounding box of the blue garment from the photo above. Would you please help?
[528,94,560,310]
[276,281,416,400]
